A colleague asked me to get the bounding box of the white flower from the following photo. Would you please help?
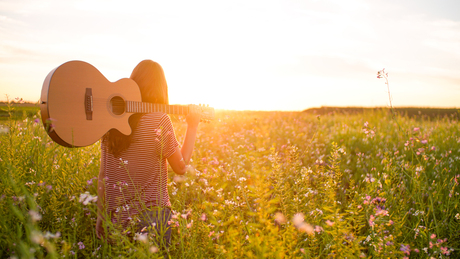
[292,213,305,227]
[78,192,98,205]
[134,233,148,243]
[30,230,44,244]
[29,210,42,222]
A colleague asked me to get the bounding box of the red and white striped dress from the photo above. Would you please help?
[101,113,179,226]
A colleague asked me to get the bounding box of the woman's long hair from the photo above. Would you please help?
[105,60,169,156]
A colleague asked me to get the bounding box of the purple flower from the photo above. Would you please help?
[78,241,85,249]
[400,244,410,255]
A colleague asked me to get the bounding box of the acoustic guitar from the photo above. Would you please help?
[40,60,214,147]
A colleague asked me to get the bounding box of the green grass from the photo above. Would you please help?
[0,102,39,122]
[1,106,459,258]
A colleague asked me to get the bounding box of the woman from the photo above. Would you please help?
[96,60,201,249]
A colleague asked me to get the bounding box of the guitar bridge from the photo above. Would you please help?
[85,88,93,120]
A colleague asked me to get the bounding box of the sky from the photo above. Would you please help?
[1,0,459,111]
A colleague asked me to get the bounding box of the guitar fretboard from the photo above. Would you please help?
[126,101,188,115]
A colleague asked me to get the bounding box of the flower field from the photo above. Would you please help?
[1,104,459,258]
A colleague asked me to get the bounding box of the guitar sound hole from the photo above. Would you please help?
[110,96,125,115]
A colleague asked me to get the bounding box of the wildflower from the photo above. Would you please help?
[149,246,159,253]
[298,222,314,235]
[134,233,148,243]
[200,213,207,221]
[413,127,420,132]
[421,139,428,144]
[186,220,193,229]
[314,225,323,233]
[377,68,388,79]
[325,220,334,227]
[300,248,305,254]
[400,244,410,255]
[455,213,460,220]
[173,175,185,183]
[25,181,36,186]
[30,230,44,244]
[292,213,305,227]
[441,246,449,255]
[274,212,286,225]
[43,231,61,239]
[375,208,389,217]
[368,215,375,227]
[430,233,436,239]
[29,210,42,222]
[78,192,98,205]
[78,241,85,249]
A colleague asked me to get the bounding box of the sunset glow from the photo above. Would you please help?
[1,0,459,110]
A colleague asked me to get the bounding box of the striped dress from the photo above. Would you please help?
[100,113,179,226]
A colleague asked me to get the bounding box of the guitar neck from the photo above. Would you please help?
[125,101,188,115]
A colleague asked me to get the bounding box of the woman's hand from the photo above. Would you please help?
[186,104,202,129]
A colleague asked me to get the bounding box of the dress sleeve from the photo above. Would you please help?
[154,114,179,159]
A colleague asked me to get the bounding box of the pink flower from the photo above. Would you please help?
[274,212,286,225]
[375,208,389,217]
[186,221,193,228]
[325,220,334,227]
[377,69,388,79]
[78,241,85,250]
[430,233,436,239]
[421,139,428,144]
[441,246,449,255]
[314,225,323,233]
[400,244,410,255]
[292,213,305,227]
[369,215,375,227]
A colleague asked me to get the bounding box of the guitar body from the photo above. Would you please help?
[40,61,141,147]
